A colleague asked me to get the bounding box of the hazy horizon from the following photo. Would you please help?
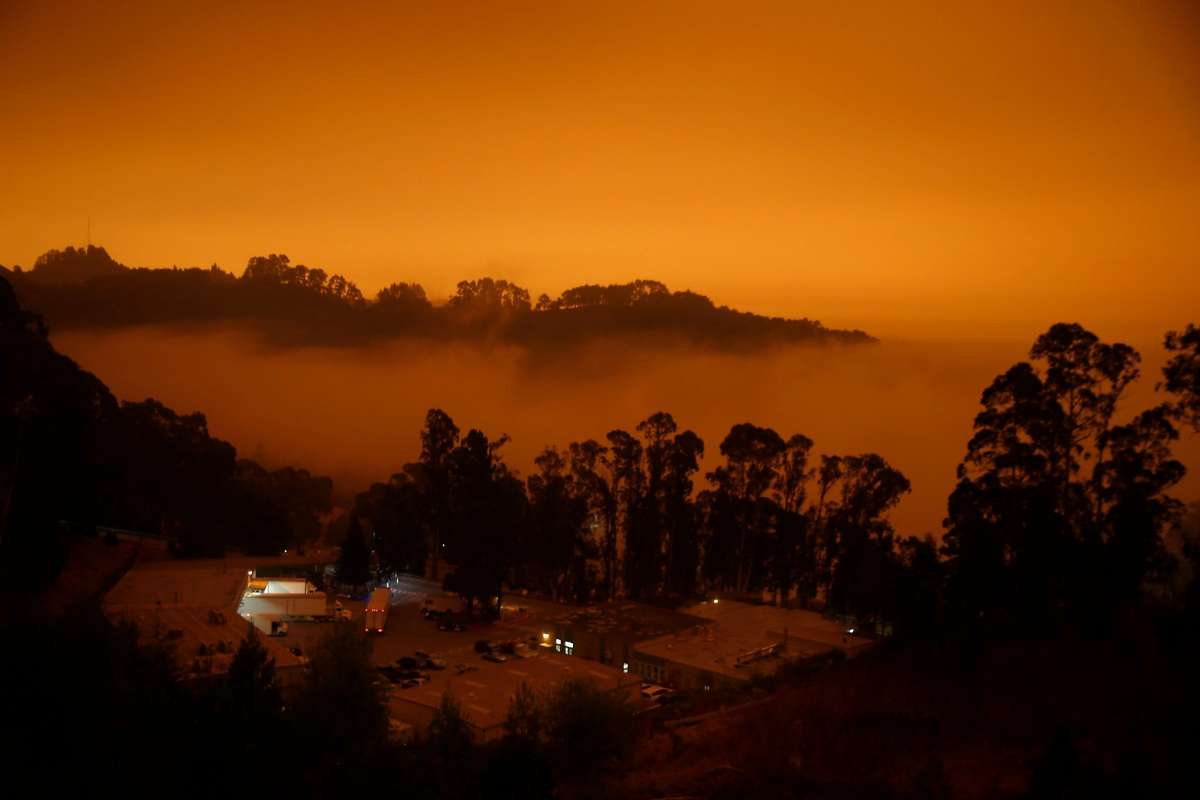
[3,1,1198,342]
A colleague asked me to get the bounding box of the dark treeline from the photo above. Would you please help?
[353,321,1200,639]
[354,407,921,634]
[0,274,332,592]
[1,245,872,349]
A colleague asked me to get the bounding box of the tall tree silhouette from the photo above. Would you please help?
[710,422,786,592]
[605,429,643,600]
[1162,323,1200,432]
[355,473,429,576]
[416,408,460,579]
[336,514,372,592]
[624,412,677,598]
[824,454,910,625]
[663,428,705,596]
[943,323,1184,629]
[568,439,613,597]
[443,429,526,616]
[526,447,593,601]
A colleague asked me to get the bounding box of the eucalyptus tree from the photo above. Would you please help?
[943,323,1186,628]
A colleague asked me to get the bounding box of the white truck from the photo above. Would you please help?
[364,587,390,633]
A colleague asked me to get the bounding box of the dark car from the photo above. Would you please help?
[376,666,404,683]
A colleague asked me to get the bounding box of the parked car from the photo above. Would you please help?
[482,652,507,663]
[377,666,404,684]
[641,684,672,703]
[474,640,492,654]
[438,619,467,632]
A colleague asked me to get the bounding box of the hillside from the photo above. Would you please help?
[1,246,874,350]
[620,634,1196,799]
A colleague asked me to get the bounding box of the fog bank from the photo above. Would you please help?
[52,327,1200,537]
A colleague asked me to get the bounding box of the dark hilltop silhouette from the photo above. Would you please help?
[1,245,873,350]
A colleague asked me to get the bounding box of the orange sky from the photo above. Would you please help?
[2,0,1198,339]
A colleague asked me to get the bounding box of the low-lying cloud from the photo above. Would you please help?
[53,327,1200,536]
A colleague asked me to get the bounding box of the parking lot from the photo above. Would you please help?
[272,575,643,734]
[278,575,568,675]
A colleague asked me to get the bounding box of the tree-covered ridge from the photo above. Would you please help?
[0,273,332,589]
[1,245,872,349]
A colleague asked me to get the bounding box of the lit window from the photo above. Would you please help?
[564,641,574,655]
[554,637,562,653]
[622,662,629,674]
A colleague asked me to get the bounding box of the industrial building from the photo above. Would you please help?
[629,599,874,690]
[103,560,304,681]
[388,650,639,741]
[239,574,333,634]
[534,601,709,675]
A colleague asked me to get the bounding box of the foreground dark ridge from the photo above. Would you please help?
[0,245,874,349]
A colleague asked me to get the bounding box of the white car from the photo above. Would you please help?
[641,684,671,702]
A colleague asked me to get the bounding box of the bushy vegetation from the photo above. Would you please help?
[1,245,871,350]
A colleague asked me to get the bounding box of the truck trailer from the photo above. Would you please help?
[365,587,390,633]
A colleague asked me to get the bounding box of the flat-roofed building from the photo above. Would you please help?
[388,651,640,741]
[534,601,709,676]
[630,599,873,690]
[104,560,303,681]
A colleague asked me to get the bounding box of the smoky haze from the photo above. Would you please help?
[51,327,1200,537]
